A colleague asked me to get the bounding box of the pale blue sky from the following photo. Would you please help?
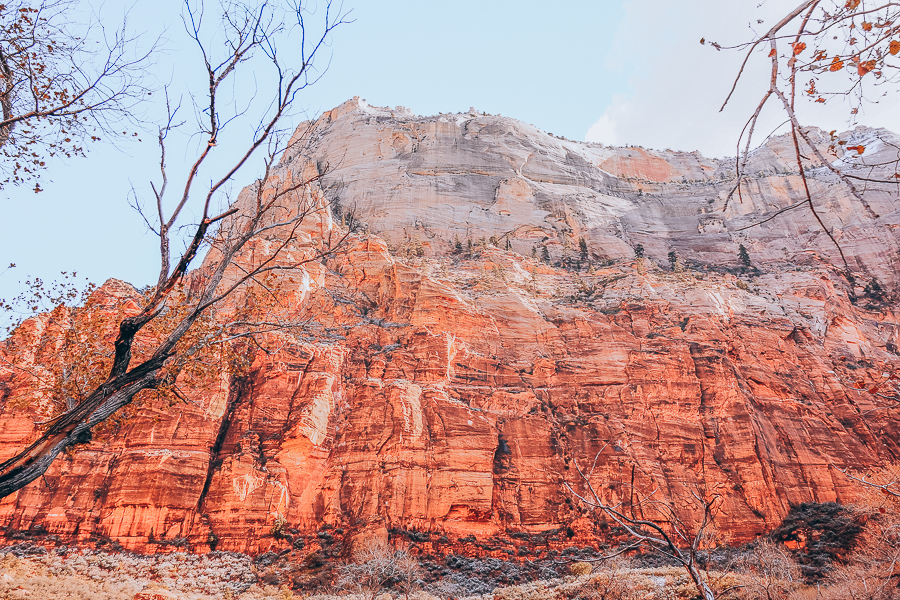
[2,0,897,311]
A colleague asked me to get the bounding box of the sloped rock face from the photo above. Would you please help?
[0,99,898,558]
[305,99,900,287]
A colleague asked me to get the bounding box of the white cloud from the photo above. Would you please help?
[586,0,900,158]
[584,104,621,145]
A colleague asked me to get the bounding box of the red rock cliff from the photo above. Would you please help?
[0,99,898,557]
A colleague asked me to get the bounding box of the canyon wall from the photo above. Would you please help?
[0,98,898,558]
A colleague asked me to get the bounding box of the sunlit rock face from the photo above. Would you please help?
[0,98,897,557]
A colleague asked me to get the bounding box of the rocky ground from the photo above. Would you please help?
[0,547,744,600]
[0,547,259,599]
[2,500,897,600]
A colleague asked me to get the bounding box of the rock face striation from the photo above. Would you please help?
[0,98,898,558]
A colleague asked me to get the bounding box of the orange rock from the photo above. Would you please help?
[0,102,897,557]
[599,147,677,182]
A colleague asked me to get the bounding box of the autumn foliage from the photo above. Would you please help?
[0,0,150,189]
[709,0,900,276]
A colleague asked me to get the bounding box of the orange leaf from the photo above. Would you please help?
[816,97,826,103]
[768,48,777,57]
[847,145,866,154]
[858,60,876,76]
[846,0,860,9]
[830,56,845,71]
[890,40,900,55]
[792,42,807,55]
[862,21,873,31]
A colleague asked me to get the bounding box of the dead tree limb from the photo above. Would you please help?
[0,0,351,499]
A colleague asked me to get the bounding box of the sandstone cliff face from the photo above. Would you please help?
[0,99,898,558]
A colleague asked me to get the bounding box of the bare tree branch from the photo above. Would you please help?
[565,448,720,600]
[0,0,157,187]
[0,0,351,498]
[715,0,900,275]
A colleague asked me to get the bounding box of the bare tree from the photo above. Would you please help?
[575,558,644,600]
[819,469,900,600]
[395,547,425,600]
[736,539,800,600]
[338,538,423,600]
[0,0,350,499]
[710,1,900,273]
[0,0,154,189]
[565,447,722,600]
[837,462,900,498]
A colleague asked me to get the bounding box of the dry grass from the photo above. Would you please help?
[0,550,294,600]
[0,552,825,600]
[305,593,440,600]
[454,563,750,600]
